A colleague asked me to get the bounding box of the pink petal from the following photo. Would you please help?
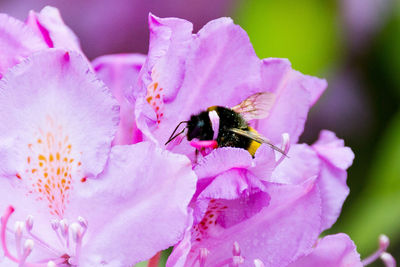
[257,58,327,144]
[0,49,119,180]
[0,177,64,252]
[26,6,81,51]
[144,14,194,99]
[137,15,262,148]
[181,179,322,266]
[194,147,253,180]
[68,143,197,265]
[166,209,194,267]
[312,130,354,230]
[194,169,269,225]
[288,234,362,267]
[92,53,146,145]
[313,130,354,170]
[0,14,46,77]
[271,144,320,185]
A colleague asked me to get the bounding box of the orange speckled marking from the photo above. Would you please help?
[146,68,165,124]
[24,116,82,217]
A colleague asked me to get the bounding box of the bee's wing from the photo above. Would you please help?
[229,128,287,155]
[231,92,276,121]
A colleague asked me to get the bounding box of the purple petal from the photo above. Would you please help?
[312,130,354,230]
[287,234,362,267]
[271,144,320,185]
[257,58,327,144]
[194,147,253,180]
[26,6,81,51]
[180,180,322,266]
[0,49,119,181]
[92,53,146,145]
[313,130,354,170]
[137,15,262,148]
[166,209,194,267]
[0,14,46,77]
[68,143,197,265]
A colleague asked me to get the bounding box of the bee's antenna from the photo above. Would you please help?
[165,121,188,145]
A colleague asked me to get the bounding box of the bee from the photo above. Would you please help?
[165,92,286,156]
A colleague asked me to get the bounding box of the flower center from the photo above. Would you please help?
[1,206,88,267]
[20,116,82,217]
[146,68,165,124]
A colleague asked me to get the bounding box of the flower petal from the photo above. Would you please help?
[312,130,354,230]
[0,49,119,181]
[194,147,253,180]
[68,143,197,265]
[257,58,327,144]
[0,14,46,77]
[166,209,194,267]
[92,53,146,145]
[312,130,354,170]
[271,144,320,184]
[180,179,322,266]
[137,15,262,148]
[287,234,362,267]
[26,6,81,51]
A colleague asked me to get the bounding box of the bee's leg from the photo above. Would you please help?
[200,148,207,157]
[195,149,199,163]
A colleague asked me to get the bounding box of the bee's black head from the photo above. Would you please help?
[187,111,214,141]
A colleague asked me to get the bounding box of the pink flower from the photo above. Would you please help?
[0,50,196,266]
[135,15,326,155]
[132,14,365,267]
[0,6,81,78]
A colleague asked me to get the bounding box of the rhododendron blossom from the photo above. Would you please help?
[0,6,396,267]
[0,49,196,266]
[133,14,396,267]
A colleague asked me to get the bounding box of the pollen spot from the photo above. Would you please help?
[23,116,82,217]
[146,68,165,125]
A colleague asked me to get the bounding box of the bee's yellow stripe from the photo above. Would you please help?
[247,127,261,156]
[207,106,218,112]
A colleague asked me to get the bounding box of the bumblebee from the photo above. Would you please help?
[165,92,285,156]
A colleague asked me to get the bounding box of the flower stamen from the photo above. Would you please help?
[19,239,34,267]
[25,217,61,256]
[1,206,89,267]
[231,242,244,267]
[275,133,290,166]
[211,242,245,267]
[199,247,209,267]
[253,259,265,267]
[69,222,84,265]
[59,219,69,250]
[15,221,24,258]
[362,234,396,267]
[380,252,396,267]
[51,219,64,248]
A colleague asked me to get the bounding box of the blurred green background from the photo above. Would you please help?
[1,0,399,265]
